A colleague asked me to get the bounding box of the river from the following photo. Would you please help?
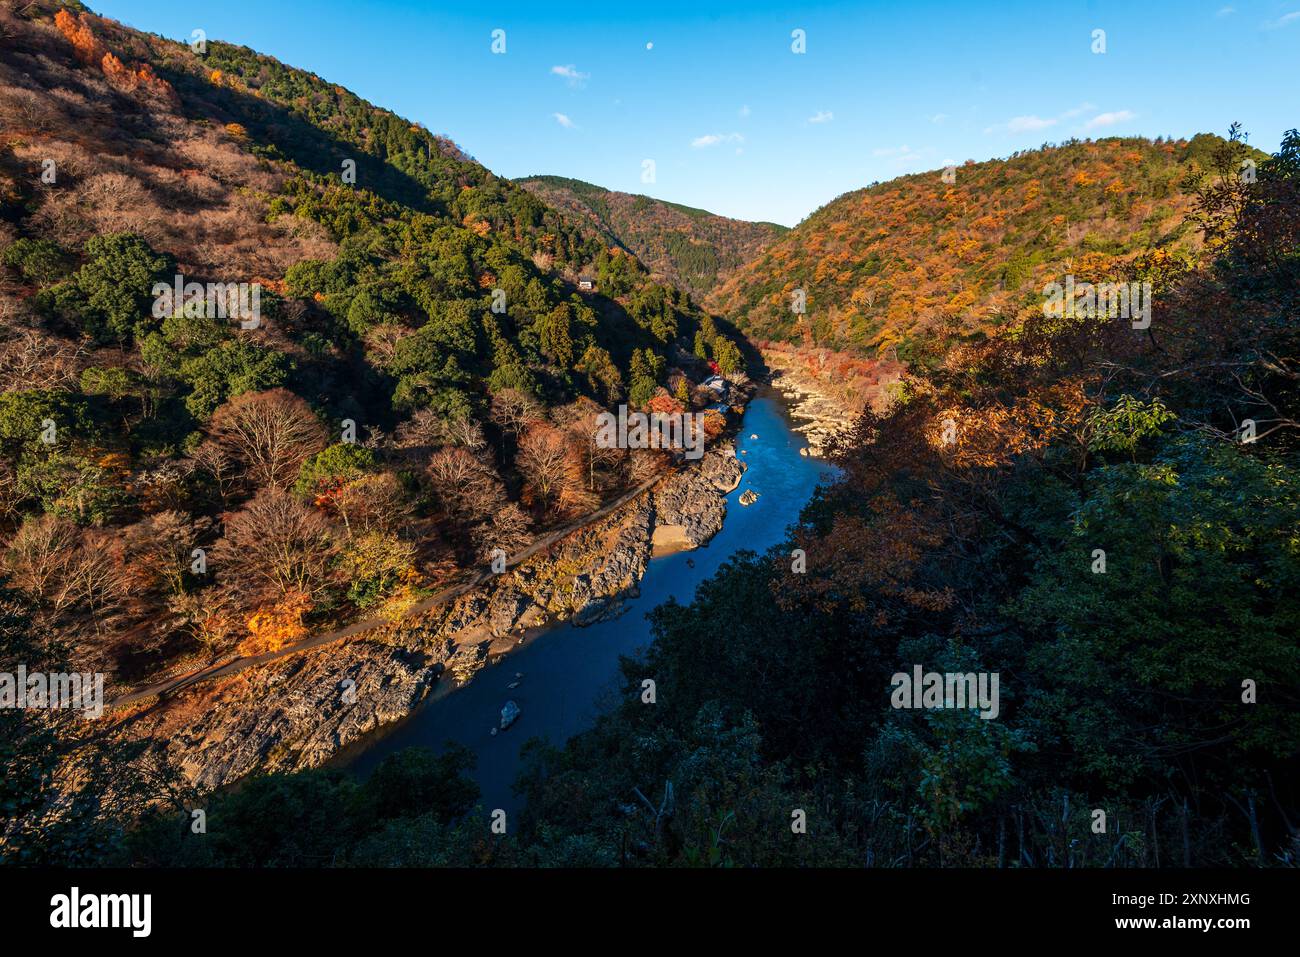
[345,389,838,814]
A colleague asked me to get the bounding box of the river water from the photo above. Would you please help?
[345,390,838,813]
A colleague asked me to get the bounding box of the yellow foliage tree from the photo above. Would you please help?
[241,591,312,655]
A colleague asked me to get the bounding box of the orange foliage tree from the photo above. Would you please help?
[241,591,312,654]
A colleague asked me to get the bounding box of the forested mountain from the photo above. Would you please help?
[503,128,1300,866]
[0,2,745,693]
[109,126,1300,869]
[3,1,1296,875]
[710,135,1269,362]
[519,175,787,299]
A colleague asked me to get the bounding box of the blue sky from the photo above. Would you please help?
[95,0,1300,226]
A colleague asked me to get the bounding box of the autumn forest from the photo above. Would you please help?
[0,0,1297,895]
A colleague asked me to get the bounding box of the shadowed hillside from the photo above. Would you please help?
[519,175,786,299]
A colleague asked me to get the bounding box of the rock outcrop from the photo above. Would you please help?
[764,353,862,457]
[117,640,440,790]
[652,443,744,546]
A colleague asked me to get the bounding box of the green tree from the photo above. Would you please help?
[295,442,375,497]
[537,304,575,368]
[576,345,622,405]
[628,348,661,408]
[38,233,173,344]
[2,237,71,284]
[713,338,743,375]
[178,339,290,419]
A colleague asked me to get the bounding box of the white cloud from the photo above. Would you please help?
[929,113,949,124]
[807,110,834,124]
[552,112,576,129]
[1010,115,1057,132]
[870,144,934,169]
[691,132,744,148]
[1085,109,1136,129]
[984,114,1057,134]
[985,103,1111,135]
[739,104,751,117]
[1216,6,1236,16]
[1265,10,1300,28]
[550,64,590,86]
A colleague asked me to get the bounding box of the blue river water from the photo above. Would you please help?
[345,390,838,814]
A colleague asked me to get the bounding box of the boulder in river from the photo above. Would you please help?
[500,700,521,730]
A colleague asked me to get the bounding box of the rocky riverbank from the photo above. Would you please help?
[109,444,746,791]
[764,353,861,457]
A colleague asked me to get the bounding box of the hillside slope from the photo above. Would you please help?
[519,175,786,299]
[0,2,745,692]
[709,135,1263,361]
[84,128,1300,870]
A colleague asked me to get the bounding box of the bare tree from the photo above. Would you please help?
[0,86,56,134]
[440,414,488,453]
[68,528,132,636]
[3,515,129,636]
[555,397,624,492]
[0,460,23,531]
[214,488,338,601]
[208,388,327,490]
[168,584,239,655]
[363,322,409,372]
[3,513,79,605]
[330,472,412,539]
[490,387,544,439]
[627,447,670,486]
[394,409,486,461]
[517,422,590,516]
[482,502,532,558]
[188,440,239,505]
[425,446,504,525]
[393,408,444,460]
[0,332,85,391]
[123,510,210,598]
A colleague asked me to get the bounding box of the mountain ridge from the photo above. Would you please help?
[518,174,787,300]
[707,133,1268,362]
